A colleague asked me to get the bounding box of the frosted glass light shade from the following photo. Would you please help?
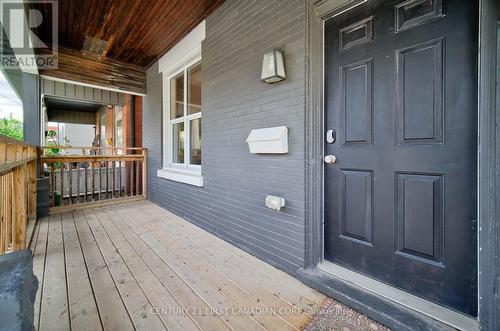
[261,49,286,84]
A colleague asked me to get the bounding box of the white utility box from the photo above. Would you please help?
[265,195,285,211]
[246,126,288,154]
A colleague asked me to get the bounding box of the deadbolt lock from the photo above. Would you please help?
[326,129,336,144]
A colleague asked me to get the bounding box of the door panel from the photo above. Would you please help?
[341,59,373,145]
[397,39,444,144]
[340,170,373,244]
[324,0,478,316]
[396,173,443,263]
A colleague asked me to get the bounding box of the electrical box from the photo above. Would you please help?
[246,126,288,154]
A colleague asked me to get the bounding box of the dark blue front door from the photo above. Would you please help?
[324,0,478,316]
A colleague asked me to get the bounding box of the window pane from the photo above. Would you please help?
[188,63,201,115]
[170,72,184,119]
[190,118,201,165]
[172,122,185,164]
[115,106,123,147]
[100,112,106,154]
[116,119,122,146]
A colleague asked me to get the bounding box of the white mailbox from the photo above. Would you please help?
[246,126,288,154]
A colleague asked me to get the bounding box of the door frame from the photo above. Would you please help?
[304,0,499,329]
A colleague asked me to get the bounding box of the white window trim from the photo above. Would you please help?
[158,21,205,186]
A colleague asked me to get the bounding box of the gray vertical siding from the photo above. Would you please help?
[143,0,307,273]
[41,78,126,106]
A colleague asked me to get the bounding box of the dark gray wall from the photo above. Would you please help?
[143,0,308,273]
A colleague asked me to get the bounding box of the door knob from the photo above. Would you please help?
[324,155,336,164]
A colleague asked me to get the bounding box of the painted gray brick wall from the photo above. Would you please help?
[143,0,307,273]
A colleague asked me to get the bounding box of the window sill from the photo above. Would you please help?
[157,167,203,187]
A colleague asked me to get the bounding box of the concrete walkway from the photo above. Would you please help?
[304,298,389,331]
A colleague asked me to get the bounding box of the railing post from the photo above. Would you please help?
[12,164,26,251]
[6,144,16,163]
[142,149,147,199]
[28,160,37,220]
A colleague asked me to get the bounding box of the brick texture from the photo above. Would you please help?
[142,0,307,273]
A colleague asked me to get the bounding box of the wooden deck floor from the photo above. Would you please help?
[30,200,327,331]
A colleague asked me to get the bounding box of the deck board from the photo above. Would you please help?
[121,203,325,309]
[32,200,326,331]
[84,208,187,331]
[97,207,231,331]
[72,210,134,331]
[106,207,265,331]
[112,205,306,330]
[26,217,37,247]
[61,212,101,331]
[39,214,70,331]
[31,217,48,330]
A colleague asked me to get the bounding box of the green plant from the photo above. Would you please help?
[45,143,62,169]
[0,118,23,141]
[44,131,71,170]
[46,130,60,154]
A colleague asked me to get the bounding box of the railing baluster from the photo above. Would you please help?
[136,161,140,196]
[92,162,95,201]
[4,174,7,252]
[124,161,127,197]
[50,164,55,207]
[6,173,11,249]
[68,163,73,205]
[99,161,102,200]
[28,160,36,219]
[2,175,7,252]
[84,163,88,202]
[3,174,7,252]
[5,173,9,251]
[142,149,147,199]
[76,162,80,204]
[0,175,5,254]
[105,161,109,199]
[8,173,13,248]
[129,161,132,196]
[60,163,64,206]
[131,161,135,196]
[12,164,26,251]
[119,161,122,197]
[112,160,116,199]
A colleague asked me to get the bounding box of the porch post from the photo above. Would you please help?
[477,0,499,329]
[304,0,325,269]
[22,73,41,146]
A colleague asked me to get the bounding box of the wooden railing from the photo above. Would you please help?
[40,147,147,213]
[0,136,37,254]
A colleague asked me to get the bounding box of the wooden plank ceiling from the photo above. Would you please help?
[31,0,224,95]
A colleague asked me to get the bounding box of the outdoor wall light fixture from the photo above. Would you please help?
[261,49,286,84]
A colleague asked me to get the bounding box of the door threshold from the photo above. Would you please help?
[318,261,478,331]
